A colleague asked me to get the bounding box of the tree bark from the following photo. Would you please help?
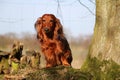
[81,0,120,79]
[90,0,120,64]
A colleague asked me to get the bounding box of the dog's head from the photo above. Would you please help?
[35,14,63,39]
[41,14,56,34]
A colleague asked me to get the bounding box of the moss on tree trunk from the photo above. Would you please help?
[81,56,120,80]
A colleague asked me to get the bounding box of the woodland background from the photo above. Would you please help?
[0,33,92,69]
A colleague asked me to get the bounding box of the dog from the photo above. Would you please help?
[35,14,72,68]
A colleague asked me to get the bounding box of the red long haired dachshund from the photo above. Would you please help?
[35,14,72,68]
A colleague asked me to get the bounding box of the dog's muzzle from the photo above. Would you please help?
[44,28,50,33]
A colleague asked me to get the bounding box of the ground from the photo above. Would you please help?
[4,66,92,80]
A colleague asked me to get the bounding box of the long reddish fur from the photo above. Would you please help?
[35,14,72,68]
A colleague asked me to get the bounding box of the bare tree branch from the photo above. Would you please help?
[56,0,64,24]
[0,18,23,23]
[77,0,95,15]
[89,0,95,4]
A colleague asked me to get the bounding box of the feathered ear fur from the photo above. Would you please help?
[34,17,44,42]
[34,17,42,33]
[54,18,64,39]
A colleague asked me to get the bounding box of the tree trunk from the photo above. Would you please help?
[82,0,120,79]
[90,0,120,64]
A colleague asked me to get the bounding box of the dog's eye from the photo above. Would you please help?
[38,22,41,24]
[42,20,45,22]
[50,20,54,22]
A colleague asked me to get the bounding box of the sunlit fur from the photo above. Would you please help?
[35,14,72,68]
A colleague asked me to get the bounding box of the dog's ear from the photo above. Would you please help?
[54,18,64,39]
[34,17,42,33]
[34,17,44,41]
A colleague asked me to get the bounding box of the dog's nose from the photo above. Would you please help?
[44,28,49,33]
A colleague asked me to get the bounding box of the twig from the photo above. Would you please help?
[77,0,95,15]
